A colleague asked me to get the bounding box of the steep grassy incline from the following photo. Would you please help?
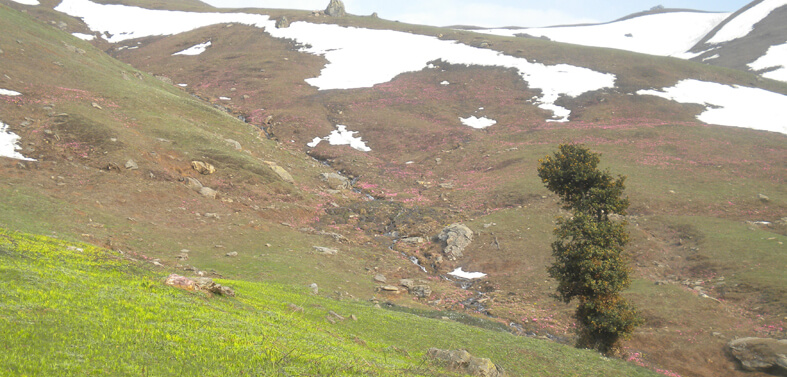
[0,228,661,376]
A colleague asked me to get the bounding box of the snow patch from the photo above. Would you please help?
[177,83,188,87]
[748,42,787,82]
[54,0,271,43]
[637,79,787,135]
[1,122,35,161]
[702,54,720,61]
[266,22,615,122]
[477,12,729,57]
[440,80,450,85]
[707,0,787,44]
[72,33,95,41]
[219,96,231,101]
[54,0,613,122]
[307,125,371,152]
[0,89,22,96]
[460,116,497,129]
[10,0,39,5]
[173,41,212,56]
[449,268,487,279]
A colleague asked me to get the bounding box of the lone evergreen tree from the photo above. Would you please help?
[538,144,642,354]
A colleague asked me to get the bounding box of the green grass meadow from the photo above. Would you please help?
[0,229,661,376]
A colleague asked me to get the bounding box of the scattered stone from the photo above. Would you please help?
[225,138,242,150]
[204,213,220,219]
[319,172,351,190]
[288,303,304,312]
[191,160,216,175]
[350,314,357,321]
[328,310,345,321]
[438,224,473,261]
[758,194,770,202]
[427,348,505,377]
[155,75,173,85]
[400,237,425,244]
[186,177,203,191]
[225,251,238,257]
[275,16,290,28]
[325,0,346,17]
[400,279,415,289]
[199,186,218,199]
[164,273,198,291]
[264,161,294,183]
[124,159,138,170]
[313,246,338,255]
[371,12,378,19]
[728,337,787,373]
[409,284,432,298]
[317,230,349,243]
[193,277,235,296]
[439,182,454,189]
[309,283,319,294]
[91,102,102,109]
[373,274,387,283]
[379,285,400,292]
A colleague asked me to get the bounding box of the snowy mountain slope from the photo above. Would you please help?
[473,1,787,83]
[688,0,787,81]
[52,0,787,134]
[475,11,730,57]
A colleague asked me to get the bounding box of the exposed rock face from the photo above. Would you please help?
[427,348,505,377]
[409,284,432,298]
[164,274,235,296]
[437,224,473,260]
[275,16,290,28]
[264,161,294,183]
[193,277,235,296]
[728,337,787,373]
[319,172,351,190]
[191,160,216,175]
[124,159,138,170]
[164,273,197,291]
[325,0,346,17]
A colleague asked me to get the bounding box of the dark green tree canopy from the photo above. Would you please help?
[537,144,629,221]
[548,213,630,302]
[538,143,641,354]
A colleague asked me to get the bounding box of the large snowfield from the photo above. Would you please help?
[477,12,731,57]
[40,0,787,137]
[706,0,787,44]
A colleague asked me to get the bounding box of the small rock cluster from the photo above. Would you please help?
[438,223,473,260]
[164,273,235,296]
[427,348,505,377]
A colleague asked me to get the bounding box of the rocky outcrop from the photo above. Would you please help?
[164,274,235,296]
[437,224,473,260]
[427,348,505,377]
[325,0,346,17]
[275,16,290,29]
[185,177,218,199]
[319,172,351,190]
[264,161,294,183]
[728,337,787,373]
[191,160,216,175]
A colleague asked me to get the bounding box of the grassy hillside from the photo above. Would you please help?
[0,228,661,376]
[1,2,785,377]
